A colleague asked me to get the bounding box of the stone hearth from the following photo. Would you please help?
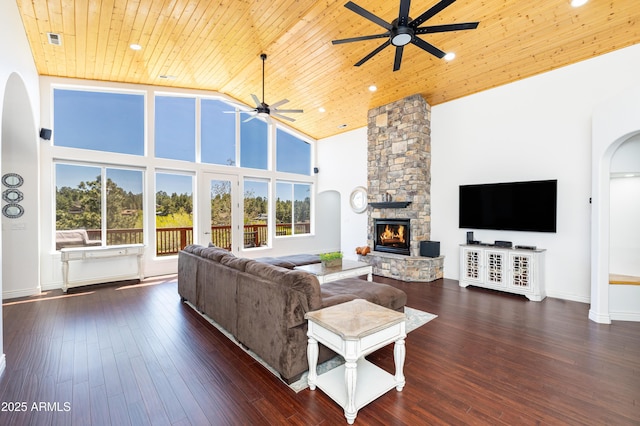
[358,94,443,282]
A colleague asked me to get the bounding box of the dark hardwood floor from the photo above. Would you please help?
[1,274,639,425]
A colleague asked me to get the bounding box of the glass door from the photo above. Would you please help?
[199,173,238,252]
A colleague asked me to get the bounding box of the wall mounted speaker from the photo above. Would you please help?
[420,241,440,258]
[39,128,52,140]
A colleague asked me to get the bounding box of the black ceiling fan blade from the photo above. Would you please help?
[415,22,479,34]
[355,39,391,66]
[271,112,296,122]
[344,1,392,30]
[274,109,303,114]
[398,0,412,26]
[410,0,456,28]
[393,46,404,71]
[412,36,446,58]
[332,33,390,45]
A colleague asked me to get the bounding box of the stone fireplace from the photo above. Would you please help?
[358,94,444,282]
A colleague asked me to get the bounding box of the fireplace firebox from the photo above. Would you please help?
[374,219,411,255]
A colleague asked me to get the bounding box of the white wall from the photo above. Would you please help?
[0,0,41,373]
[430,43,640,303]
[317,127,368,260]
[318,44,640,304]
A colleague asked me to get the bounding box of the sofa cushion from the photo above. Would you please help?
[254,257,297,270]
[277,254,321,267]
[245,261,292,283]
[220,256,253,272]
[320,278,407,311]
[201,246,234,262]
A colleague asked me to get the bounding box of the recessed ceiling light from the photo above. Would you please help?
[318,107,326,113]
[571,0,588,7]
[338,124,348,129]
[368,85,377,92]
[444,52,456,61]
[129,43,142,51]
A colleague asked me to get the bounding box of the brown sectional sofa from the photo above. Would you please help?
[178,244,407,383]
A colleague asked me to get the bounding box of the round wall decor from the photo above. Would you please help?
[2,173,24,188]
[3,188,24,203]
[2,203,24,219]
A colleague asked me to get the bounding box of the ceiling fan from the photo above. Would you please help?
[332,0,479,71]
[240,53,303,123]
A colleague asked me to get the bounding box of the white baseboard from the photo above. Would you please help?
[2,286,42,300]
[589,309,612,324]
[545,290,590,304]
[0,354,6,376]
[610,311,640,322]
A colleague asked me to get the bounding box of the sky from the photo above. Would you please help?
[53,89,311,197]
[54,89,310,173]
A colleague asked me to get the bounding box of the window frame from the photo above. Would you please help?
[54,161,145,250]
[52,86,146,156]
[46,80,316,259]
[275,180,312,237]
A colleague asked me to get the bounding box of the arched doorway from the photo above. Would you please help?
[590,86,640,323]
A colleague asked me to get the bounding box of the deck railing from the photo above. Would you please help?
[84,223,310,256]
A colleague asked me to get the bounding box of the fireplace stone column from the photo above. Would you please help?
[359,94,444,282]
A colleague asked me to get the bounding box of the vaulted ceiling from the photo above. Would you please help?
[15,0,640,140]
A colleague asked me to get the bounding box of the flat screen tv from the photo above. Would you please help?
[459,180,557,233]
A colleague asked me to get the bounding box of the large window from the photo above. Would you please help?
[276,182,311,236]
[53,89,144,155]
[155,96,196,161]
[50,86,315,257]
[240,119,268,170]
[244,179,269,248]
[155,173,193,256]
[276,129,311,175]
[55,164,143,248]
[201,99,236,165]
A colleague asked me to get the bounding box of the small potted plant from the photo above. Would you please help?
[319,251,343,268]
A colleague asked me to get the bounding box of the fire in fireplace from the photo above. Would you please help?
[374,219,411,255]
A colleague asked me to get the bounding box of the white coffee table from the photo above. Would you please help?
[305,299,406,424]
[294,259,373,284]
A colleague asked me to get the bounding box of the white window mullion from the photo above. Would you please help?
[101,168,108,246]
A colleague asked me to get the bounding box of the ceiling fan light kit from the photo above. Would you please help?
[332,0,479,71]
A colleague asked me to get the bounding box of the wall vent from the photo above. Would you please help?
[47,33,62,46]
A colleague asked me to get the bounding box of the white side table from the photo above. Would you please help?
[305,299,406,424]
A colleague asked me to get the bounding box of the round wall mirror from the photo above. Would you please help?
[349,186,368,213]
[2,189,23,203]
[2,173,24,188]
[2,203,24,219]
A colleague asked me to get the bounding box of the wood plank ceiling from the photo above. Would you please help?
[15,0,640,140]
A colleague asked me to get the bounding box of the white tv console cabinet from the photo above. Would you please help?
[459,244,546,301]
